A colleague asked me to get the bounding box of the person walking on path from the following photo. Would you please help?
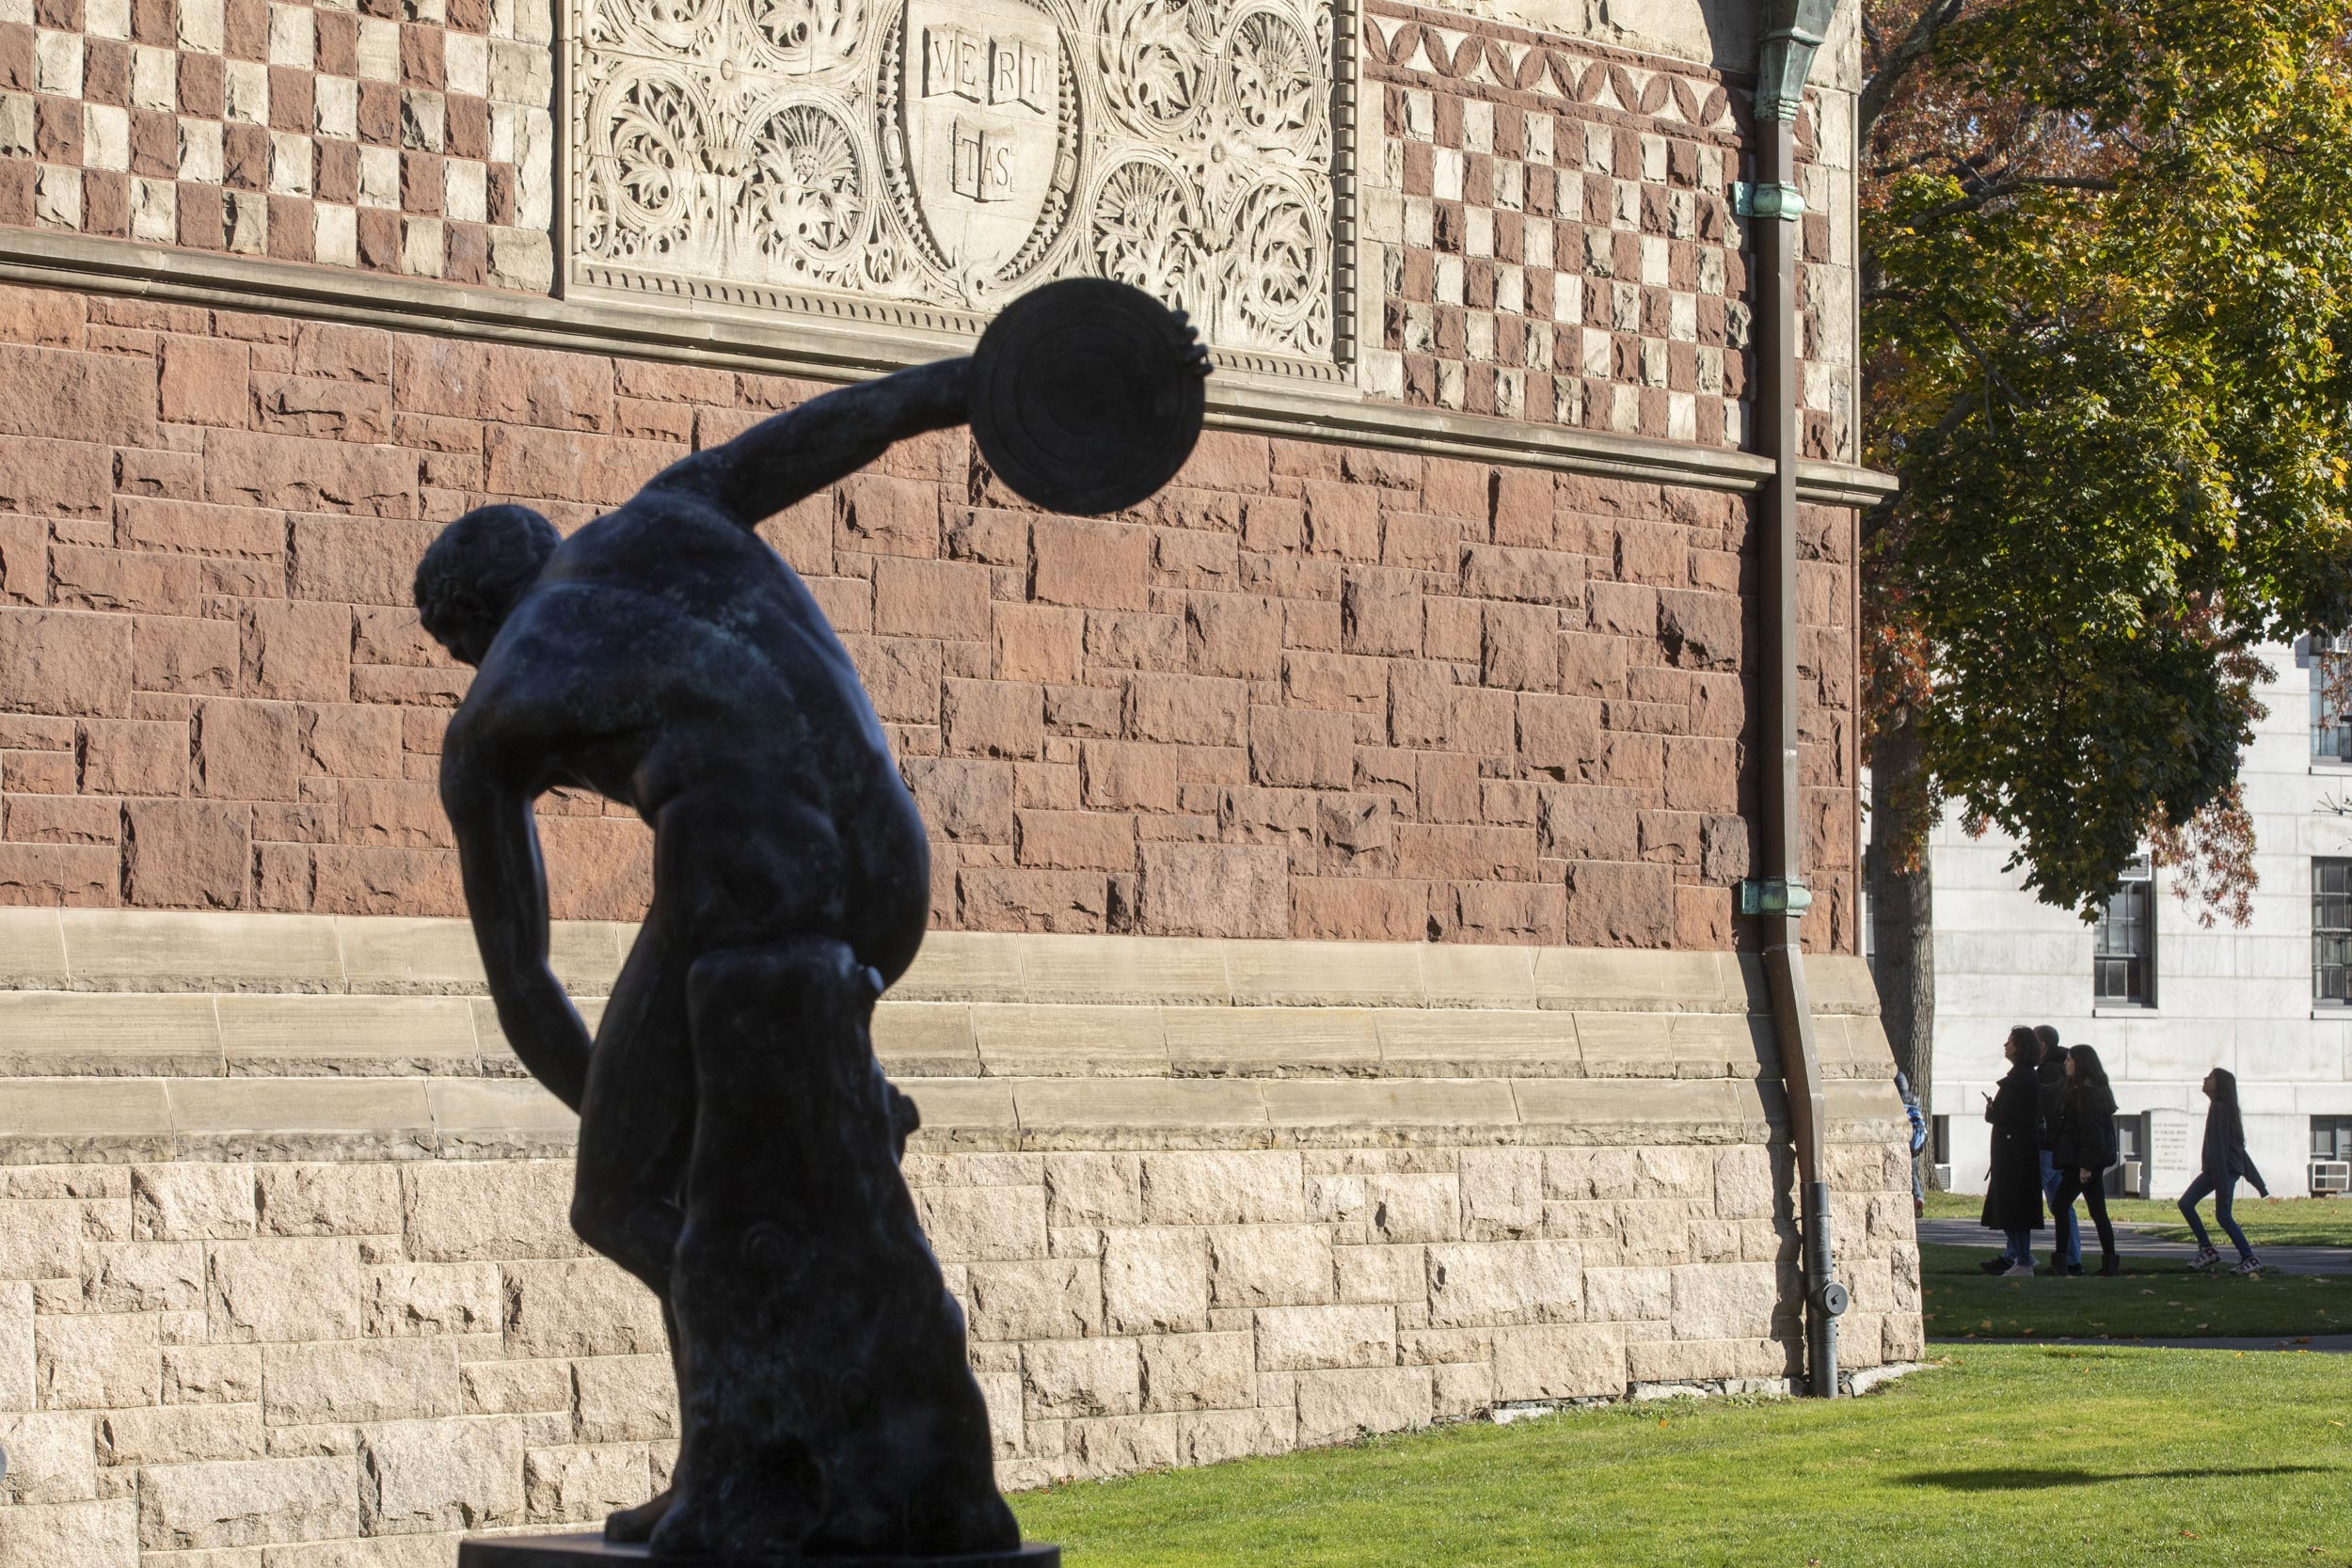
[2180,1067,2272,1275]
[1897,1069,1929,1219]
[2033,1024,2082,1275]
[2051,1044,2122,1275]
[1980,1026,2046,1276]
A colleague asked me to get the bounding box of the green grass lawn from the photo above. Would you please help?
[1920,1243,2351,1340]
[1014,1346,2352,1566]
[1923,1190,2352,1249]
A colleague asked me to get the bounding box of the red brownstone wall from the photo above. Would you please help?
[0,279,1858,950]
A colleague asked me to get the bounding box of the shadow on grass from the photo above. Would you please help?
[1902,1465,2341,1492]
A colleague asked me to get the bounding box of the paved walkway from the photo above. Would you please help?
[1917,1218,2352,1276]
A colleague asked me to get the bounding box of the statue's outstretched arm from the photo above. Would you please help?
[650,357,972,529]
[443,735,593,1112]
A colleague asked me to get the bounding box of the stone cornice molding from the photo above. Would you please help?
[0,228,1894,505]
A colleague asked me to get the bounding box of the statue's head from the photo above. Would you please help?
[414,504,561,667]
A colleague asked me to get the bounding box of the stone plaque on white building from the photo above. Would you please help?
[570,0,1351,379]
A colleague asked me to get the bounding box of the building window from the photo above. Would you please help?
[2314,1117,2352,1162]
[2093,855,2155,1007]
[2318,860,2352,1005]
[1931,1115,1949,1166]
[2314,634,2352,761]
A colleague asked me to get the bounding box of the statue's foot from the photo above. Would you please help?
[604,1488,674,1544]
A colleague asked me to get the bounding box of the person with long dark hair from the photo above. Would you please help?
[1979,1026,2046,1276]
[2179,1067,2271,1275]
[2050,1044,2122,1275]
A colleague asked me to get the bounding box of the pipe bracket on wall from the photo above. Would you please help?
[1737,878,1814,916]
[1733,182,1807,221]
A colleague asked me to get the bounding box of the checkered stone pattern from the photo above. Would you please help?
[1359,4,1765,451]
[0,0,554,290]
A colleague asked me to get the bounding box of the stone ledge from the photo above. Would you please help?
[0,990,1896,1085]
[0,911,1881,1016]
[0,1071,1905,1164]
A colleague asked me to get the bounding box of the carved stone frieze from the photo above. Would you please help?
[571,0,1354,378]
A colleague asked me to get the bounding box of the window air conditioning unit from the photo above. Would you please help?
[2312,1160,2351,1196]
[2107,1161,2145,1199]
[1932,1164,1952,1190]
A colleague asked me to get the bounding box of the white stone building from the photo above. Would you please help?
[1923,639,2352,1201]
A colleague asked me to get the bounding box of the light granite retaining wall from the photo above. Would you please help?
[0,908,1920,1568]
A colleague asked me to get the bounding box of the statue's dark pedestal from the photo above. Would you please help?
[457,1535,1058,1568]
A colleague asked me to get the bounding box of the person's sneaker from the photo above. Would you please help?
[2066,1263,2086,1275]
[2004,1262,2035,1277]
[1979,1256,2014,1275]
[2189,1245,2223,1272]
[2233,1256,2264,1275]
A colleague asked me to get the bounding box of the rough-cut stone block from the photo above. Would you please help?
[1433,1358,1495,1420]
[262,1340,459,1425]
[1042,1153,1141,1228]
[37,1312,161,1409]
[1101,1227,1210,1336]
[136,1456,357,1549]
[1021,1337,1141,1420]
[363,1261,501,1338]
[260,1165,405,1239]
[0,1409,99,1502]
[1332,1243,1426,1306]
[1138,1332,1254,1414]
[523,1442,650,1525]
[1362,1174,1460,1243]
[0,1499,138,1568]
[1292,1365,1432,1448]
[1490,1323,1626,1401]
[1207,1225,1334,1308]
[964,1258,1105,1342]
[1459,1149,1545,1239]
[462,1361,574,1418]
[499,1259,663,1360]
[94,1403,266,1466]
[1426,1242,1582,1328]
[1175,1405,1294,1468]
[206,1240,360,1342]
[914,1182,1046,1263]
[358,1418,523,1534]
[0,1197,83,1277]
[1582,1266,1673,1322]
[1253,1305,1396,1371]
[132,1165,258,1241]
[570,1354,677,1444]
[1669,1262,1778,1341]
[81,1241,206,1313]
[161,1345,262,1406]
[1625,1336,1792,1384]
[400,1162,576,1262]
[1137,842,1287,939]
[0,608,132,717]
[1138,1152,1303,1226]
[0,1280,36,1412]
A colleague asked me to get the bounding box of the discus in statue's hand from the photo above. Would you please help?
[970,277,1209,516]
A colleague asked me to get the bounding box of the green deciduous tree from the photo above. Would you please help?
[1858,0,2352,1101]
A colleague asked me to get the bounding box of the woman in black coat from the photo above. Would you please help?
[1979,1026,2046,1276]
[2051,1044,2121,1275]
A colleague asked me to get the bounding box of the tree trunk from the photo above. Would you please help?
[1868,708,1938,1181]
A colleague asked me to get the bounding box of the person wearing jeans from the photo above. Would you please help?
[2179,1067,2271,1274]
[2033,1025,2082,1274]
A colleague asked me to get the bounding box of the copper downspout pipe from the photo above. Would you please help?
[1748,0,1846,1397]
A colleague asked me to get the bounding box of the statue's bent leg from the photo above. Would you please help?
[651,938,1019,1563]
